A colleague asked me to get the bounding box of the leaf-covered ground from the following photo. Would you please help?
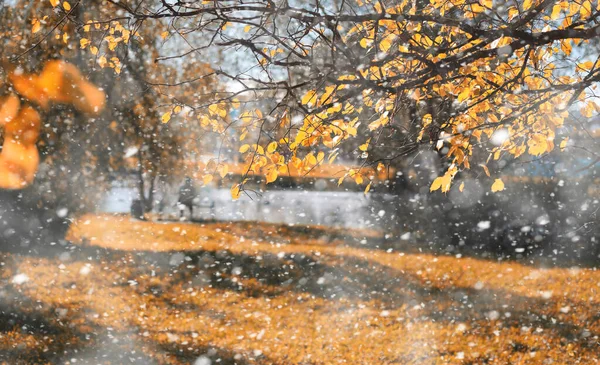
[1,214,599,364]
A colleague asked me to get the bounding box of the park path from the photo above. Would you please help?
[1,214,599,364]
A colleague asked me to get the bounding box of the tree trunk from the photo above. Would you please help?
[146,173,156,212]
[136,148,146,215]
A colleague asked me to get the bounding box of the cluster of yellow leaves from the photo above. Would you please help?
[47,0,71,10]
[79,21,133,74]
[162,102,233,135]
[289,0,599,194]
[337,165,383,194]
[430,165,458,193]
[237,140,289,187]
[52,0,598,197]
[187,158,236,193]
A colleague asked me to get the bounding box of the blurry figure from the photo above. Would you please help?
[130,199,145,220]
[178,177,197,220]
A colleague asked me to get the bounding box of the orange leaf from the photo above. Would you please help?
[32,19,41,34]
[231,184,241,200]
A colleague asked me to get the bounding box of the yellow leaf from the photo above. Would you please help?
[320,85,336,105]
[364,181,372,195]
[231,184,241,200]
[354,174,363,185]
[338,175,346,186]
[430,177,443,192]
[208,104,219,116]
[457,87,470,103]
[431,167,456,193]
[418,114,433,142]
[160,31,169,39]
[254,145,264,155]
[244,25,252,32]
[32,19,41,34]
[459,182,465,192]
[267,141,278,153]
[161,111,172,123]
[174,105,182,114]
[301,90,317,106]
[122,29,131,43]
[522,0,533,11]
[328,151,339,164]
[266,168,278,184]
[49,0,59,7]
[440,173,453,193]
[578,61,594,72]
[98,56,107,68]
[239,144,250,153]
[559,137,569,151]
[528,135,548,156]
[218,164,229,178]
[80,38,90,49]
[422,113,432,127]
[203,174,213,185]
[63,1,71,11]
[217,105,227,118]
[561,40,572,56]
[317,151,324,162]
[239,111,253,125]
[359,138,371,152]
[581,0,592,18]
[491,178,505,192]
[379,38,392,52]
[550,3,562,19]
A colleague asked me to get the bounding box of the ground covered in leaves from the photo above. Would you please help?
[1,214,599,364]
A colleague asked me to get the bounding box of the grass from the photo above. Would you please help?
[1,214,599,364]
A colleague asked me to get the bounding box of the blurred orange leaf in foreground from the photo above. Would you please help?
[0,60,106,189]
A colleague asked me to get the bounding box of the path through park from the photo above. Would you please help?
[1,215,599,364]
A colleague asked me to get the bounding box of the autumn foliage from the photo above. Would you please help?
[25,0,600,197]
[0,60,105,189]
